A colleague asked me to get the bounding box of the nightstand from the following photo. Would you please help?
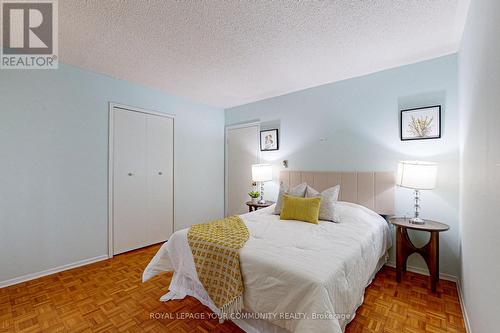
[245,201,274,212]
[389,217,449,292]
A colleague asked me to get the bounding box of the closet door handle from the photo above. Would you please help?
[128,172,133,176]
[158,171,163,175]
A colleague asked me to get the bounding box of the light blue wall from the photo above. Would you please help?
[459,0,500,331]
[226,54,460,277]
[0,64,225,282]
[0,55,461,283]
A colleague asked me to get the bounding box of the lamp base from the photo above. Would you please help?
[409,217,425,225]
[258,182,266,204]
[409,189,425,224]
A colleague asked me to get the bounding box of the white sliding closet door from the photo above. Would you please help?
[146,114,174,245]
[111,106,173,255]
[113,109,148,255]
[226,124,259,216]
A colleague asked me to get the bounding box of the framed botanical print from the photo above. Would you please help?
[400,105,441,141]
[260,129,279,151]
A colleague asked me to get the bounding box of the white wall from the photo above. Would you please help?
[0,64,225,283]
[459,0,500,331]
[226,55,460,278]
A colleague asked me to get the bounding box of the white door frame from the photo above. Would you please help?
[224,121,261,216]
[108,102,175,258]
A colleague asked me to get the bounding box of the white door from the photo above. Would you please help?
[146,114,174,244]
[112,107,174,255]
[226,124,260,216]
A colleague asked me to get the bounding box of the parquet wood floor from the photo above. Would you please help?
[0,244,466,333]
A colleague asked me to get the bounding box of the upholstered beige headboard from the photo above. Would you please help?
[279,170,395,215]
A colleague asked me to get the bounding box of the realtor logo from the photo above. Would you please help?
[1,0,58,69]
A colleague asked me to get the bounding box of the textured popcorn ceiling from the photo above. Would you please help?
[59,1,470,108]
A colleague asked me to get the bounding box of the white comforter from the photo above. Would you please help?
[143,202,392,333]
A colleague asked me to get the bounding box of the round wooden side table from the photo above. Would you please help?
[245,201,274,212]
[389,217,449,292]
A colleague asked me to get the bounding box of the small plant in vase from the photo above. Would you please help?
[248,191,260,204]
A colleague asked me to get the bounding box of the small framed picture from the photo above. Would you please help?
[260,129,279,151]
[400,105,441,141]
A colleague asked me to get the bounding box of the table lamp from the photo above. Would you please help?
[251,164,272,204]
[396,161,438,224]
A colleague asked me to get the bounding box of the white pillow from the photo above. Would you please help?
[305,185,340,222]
[273,182,307,215]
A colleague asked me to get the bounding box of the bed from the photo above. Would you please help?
[143,171,395,333]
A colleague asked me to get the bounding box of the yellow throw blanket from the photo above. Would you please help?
[187,216,249,321]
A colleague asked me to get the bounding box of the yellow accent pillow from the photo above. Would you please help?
[280,195,322,224]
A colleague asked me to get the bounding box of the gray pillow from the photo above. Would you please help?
[305,185,340,222]
[273,182,307,215]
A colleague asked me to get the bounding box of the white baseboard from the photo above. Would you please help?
[385,261,457,281]
[456,279,472,333]
[0,255,109,288]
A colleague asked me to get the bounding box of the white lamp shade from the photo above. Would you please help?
[252,164,272,182]
[396,161,437,190]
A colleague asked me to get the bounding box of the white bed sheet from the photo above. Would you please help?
[143,202,392,333]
